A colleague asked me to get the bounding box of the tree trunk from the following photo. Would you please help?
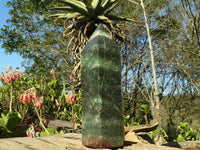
[140,0,160,109]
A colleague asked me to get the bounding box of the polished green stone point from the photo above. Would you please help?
[81,24,124,148]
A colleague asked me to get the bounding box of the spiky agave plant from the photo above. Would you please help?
[50,0,134,89]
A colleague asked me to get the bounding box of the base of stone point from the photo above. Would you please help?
[82,139,124,149]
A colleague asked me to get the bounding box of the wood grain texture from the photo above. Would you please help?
[0,133,182,150]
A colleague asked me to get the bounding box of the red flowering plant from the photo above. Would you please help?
[19,87,40,105]
[66,90,77,104]
[0,66,28,138]
[66,89,77,132]
[19,87,49,137]
[66,89,82,133]
[0,66,24,112]
[66,74,83,132]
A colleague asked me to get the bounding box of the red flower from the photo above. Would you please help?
[33,91,40,100]
[66,95,76,104]
[18,70,24,78]
[19,94,23,103]
[27,93,33,103]
[66,90,77,104]
[19,93,32,103]
[50,69,54,75]
[0,66,23,83]
[44,120,48,126]
[69,76,73,81]
[11,74,18,81]
[22,94,28,103]
[4,76,11,83]
[19,88,40,104]
[34,101,42,109]
[15,74,20,81]
[26,131,35,138]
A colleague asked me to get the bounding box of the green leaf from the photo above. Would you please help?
[82,0,91,6]
[0,112,21,133]
[48,79,58,88]
[101,0,117,14]
[6,112,22,132]
[101,0,111,8]
[107,14,137,22]
[177,134,185,142]
[105,0,122,15]
[140,104,148,114]
[76,16,91,23]
[49,12,81,19]
[85,6,95,17]
[49,6,73,11]
[91,0,101,9]
[0,119,7,131]
[73,104,81,112]
[49,13,67,18]
[57,0,88,16]
[97,15,107,21]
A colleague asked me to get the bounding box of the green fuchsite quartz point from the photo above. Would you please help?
[81,24,124,148]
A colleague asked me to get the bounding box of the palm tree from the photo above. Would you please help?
[50,0,134,89]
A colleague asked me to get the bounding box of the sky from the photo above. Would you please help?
[0,0,25,73]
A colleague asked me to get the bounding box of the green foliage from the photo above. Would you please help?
[124,115,139,126]
[59,103,82,123]
[176,122,197,141]
[0,68,76,138]
[0,0,68,77]
[124,115,130,124]
[140,104,149,115]
[0,111,27,138]
[149,128,168,139]
[73,103,82,122]
[48,79,59,101]
[40,128,58,137]
[140,104,150,125]
[0,111,21,133]
[196,129,200,140]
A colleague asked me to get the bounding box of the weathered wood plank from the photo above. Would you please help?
[0,133,182,150]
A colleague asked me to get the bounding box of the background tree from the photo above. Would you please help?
[121,0,199,139]
[0,0,71,79]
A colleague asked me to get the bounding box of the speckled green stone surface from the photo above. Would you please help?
[81,24,124,148]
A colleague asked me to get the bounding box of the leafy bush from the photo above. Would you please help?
[149,128,168,139]
[176,122,198,141]
[0,66,82,137]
